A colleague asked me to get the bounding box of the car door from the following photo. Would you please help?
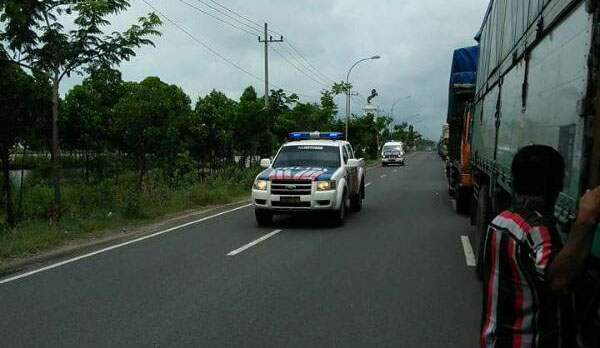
[342,145,353,194]
[344,145,358,195]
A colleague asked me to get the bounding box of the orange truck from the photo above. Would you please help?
[445,46,478,214]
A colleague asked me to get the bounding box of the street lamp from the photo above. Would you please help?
[390,95,411,132]
[345,55,381,140]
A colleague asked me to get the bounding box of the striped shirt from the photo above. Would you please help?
[481,206,565,348]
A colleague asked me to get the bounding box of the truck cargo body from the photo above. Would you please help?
[471,0,600,259]
[470,1,600,342]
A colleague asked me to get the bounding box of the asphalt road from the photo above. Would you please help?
[0,152,482,348]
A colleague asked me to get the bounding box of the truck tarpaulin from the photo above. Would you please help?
[447,46,479,123]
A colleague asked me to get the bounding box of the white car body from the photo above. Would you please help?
[381,141,405,166]
[252,139,365,222]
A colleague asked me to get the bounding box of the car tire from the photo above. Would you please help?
[350,184,363,212]
[331,191,347,226]
[474,183,492,280]
[255,210,273,227]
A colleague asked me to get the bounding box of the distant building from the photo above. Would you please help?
[362,104,379,117]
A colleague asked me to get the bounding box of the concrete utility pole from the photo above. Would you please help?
[258,23,283,108]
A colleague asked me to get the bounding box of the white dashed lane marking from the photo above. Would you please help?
[227,230,283,256]
[460,235,476,267]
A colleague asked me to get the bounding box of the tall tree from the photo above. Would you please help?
[0,0,161,224]
[63,66,125,175]
[112,77,191,187]
[0,58,50,225]
[194,90,237,171]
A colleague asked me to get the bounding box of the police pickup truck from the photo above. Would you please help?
[252,132,366,226]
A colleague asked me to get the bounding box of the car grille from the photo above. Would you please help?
[272,201,311,208]
[271,180,312,195]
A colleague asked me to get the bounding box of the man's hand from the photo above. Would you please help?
[576,186,600,227]
[550,186,600,294]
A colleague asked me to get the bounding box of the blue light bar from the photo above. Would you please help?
[288,131,344,140]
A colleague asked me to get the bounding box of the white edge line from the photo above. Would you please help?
[461,235,477,267]
[365,182,372,187]
[380,174,387,179]
[0,204,253,284]
[227,229,283,256]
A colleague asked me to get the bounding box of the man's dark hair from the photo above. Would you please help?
[511,145,565,200]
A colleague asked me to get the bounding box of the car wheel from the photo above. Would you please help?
[350,184,363,212]
[255,210,273,227]
[331,191,347,226]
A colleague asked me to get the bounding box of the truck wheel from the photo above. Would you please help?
[331,191,347,226]
[255,210,273,227]
[455,185,471,215]
[350,184,364,212]
[474,183,491,280]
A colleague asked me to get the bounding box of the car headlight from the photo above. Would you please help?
[253,179,268,191]
[316,180,336,191]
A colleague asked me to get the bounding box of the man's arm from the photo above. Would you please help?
[549,187,600,294]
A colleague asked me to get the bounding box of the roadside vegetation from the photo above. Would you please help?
[0,1,433,261]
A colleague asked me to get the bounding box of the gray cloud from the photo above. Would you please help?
[61,0,488,140]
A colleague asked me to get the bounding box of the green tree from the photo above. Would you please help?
[112,77,191,187]
[63,66,125,177]
[193,90,237,172]
[0,59,50,225]
[234,86,265,167]
[0,0,161,224]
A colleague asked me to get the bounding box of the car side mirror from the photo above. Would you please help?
[260,158,271,168]
[347,159,360,167]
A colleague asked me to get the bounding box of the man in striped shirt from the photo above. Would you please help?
[481,145,600,348]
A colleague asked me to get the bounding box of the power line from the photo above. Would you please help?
[285,40,335,84]
[192,0,264,36]
[174,0,260,37]
[275,42,331,86]
[202,0,332,85]
[206,0,265,30]
[270,45,329,88]
[143,0,319,100]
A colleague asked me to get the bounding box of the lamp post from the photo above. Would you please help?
[345,55,381,141]
[390,95,411,132]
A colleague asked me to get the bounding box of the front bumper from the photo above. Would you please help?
[252,183,338,212]
[382,157,405,164]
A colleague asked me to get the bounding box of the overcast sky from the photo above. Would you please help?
[61,0,489,140]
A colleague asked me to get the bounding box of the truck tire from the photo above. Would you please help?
[331,190,347,226]
[455,185,471,215]
[255,210,273,227]
[350,183,364,212]
[474,183,492,280]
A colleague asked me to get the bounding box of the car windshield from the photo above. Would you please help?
[383,145,403,153]
[272,145,340,168]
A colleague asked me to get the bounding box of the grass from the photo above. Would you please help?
[0,166,258,261]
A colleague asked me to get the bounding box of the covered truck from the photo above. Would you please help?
[469,0,600,344]
[446,45,479,214]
